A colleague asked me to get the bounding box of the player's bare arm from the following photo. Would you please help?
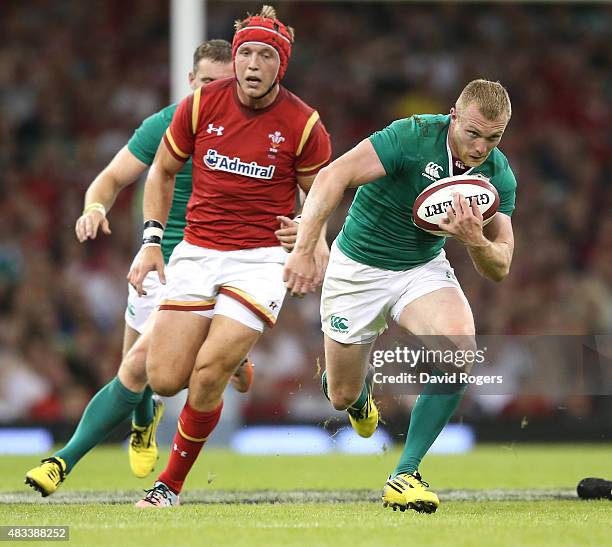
[441,193,514,281]
[467,210,514,281]
[127,142,184,296]
[296,174,332,286]
[75,146,148,242]
[284,139,386,295]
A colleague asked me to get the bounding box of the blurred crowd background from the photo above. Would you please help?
[1,1,610,438]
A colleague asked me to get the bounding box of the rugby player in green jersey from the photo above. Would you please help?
[25,40,299,497]
[285,79,516,513]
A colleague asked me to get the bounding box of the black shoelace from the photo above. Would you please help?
[411,472,429,488]
[143,484,171,504]
[391,472,430,490]
[41,458,65,482]
[130,428,145,448]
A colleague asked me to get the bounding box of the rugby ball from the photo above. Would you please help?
[412,175,499,236]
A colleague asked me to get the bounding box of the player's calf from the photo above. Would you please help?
[328,386,363,411]
[323,368,379,438]
[189,360,239,409]
[322,366,369,411]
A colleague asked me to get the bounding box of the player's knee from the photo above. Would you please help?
[189,368,227,401]
[192,366,219,389]
[147,358,187,397]
[119,345,148,387]
[192,354,238,391]
[148,375,182,397]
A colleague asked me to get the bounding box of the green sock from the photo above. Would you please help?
[132,386,154,428]
[393,369,467,477]
[321,370,368,410]
[54,377,143,473]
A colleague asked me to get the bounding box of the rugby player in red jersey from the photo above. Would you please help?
[25,40,248,498]
[128,5,332,507]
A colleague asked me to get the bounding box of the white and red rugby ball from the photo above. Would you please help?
[412,174,499,236]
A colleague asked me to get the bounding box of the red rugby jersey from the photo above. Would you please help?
[163,78,332,250]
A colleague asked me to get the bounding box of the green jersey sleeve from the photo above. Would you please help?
[493,164,517,217]
[369,118,416,179]
[127,111,167,166]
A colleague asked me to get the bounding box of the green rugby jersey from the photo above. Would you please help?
[336,114,517,271]
[127,104,192,263]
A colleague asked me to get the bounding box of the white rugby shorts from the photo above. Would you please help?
[125,256,164,334]
[321,242,462,344]
[157,240,288,332]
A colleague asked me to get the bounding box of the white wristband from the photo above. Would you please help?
[143,226,164,240]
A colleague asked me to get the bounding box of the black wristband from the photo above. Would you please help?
[144,219,164,230]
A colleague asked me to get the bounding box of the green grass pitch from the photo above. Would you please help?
[1,444,610,546]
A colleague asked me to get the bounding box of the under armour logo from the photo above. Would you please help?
[268,301,279,311]
[173,443,188,458]
[207,123,224,136]
[423,162,443,180]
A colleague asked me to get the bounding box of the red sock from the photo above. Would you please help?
[157,400,223,494]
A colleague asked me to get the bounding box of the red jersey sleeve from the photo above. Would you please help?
[295,113,332,177]
[163,87,202,162]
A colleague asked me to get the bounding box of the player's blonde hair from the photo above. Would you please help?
[234,5,296,41]
[456,79,512,121]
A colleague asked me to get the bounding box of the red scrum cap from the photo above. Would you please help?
[232,5,294,83]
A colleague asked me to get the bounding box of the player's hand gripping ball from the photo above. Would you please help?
[412,175,499,236]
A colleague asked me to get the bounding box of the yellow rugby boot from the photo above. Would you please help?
[25,457,67,497]
[347,369,379,438]
[382,472,440,514]
[129,398,164,478]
